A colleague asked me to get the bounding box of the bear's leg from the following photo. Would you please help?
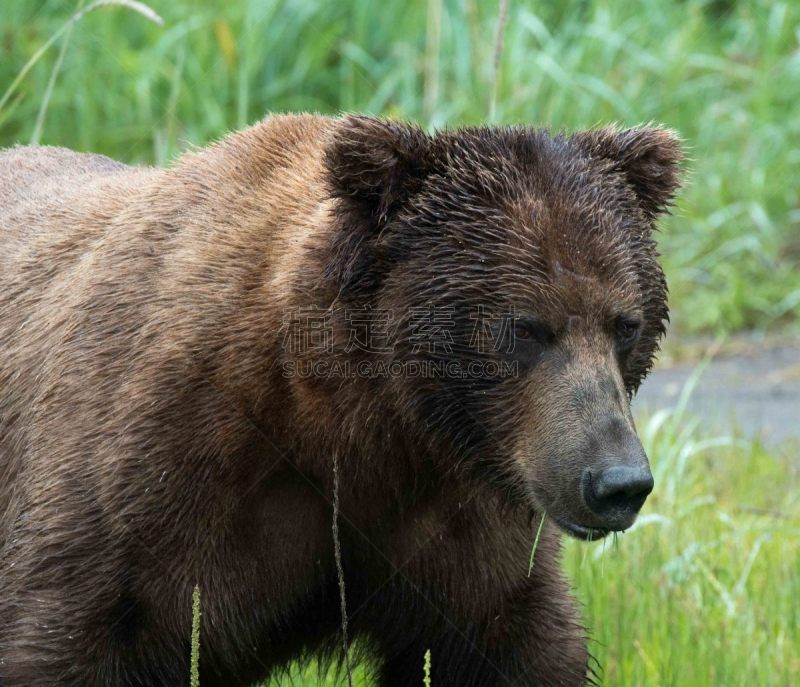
[370,579,589,687]
[356,499,589,686]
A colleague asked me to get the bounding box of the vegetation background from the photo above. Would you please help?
[1,1,798,685]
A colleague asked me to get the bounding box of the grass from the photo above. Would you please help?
[0,0,798,336]
[566,384,800,686]
[191,585,201,687]
[527,511,547,576]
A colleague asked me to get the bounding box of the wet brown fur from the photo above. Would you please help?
[0,114,681,686]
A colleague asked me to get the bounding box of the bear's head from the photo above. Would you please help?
[321,115,682,540]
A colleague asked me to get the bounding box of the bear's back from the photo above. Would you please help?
[0,118,334,540]
[0,145,135,243]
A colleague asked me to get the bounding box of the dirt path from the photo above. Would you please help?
[633,340,800,444]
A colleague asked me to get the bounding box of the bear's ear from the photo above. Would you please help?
[571,126,683,220]
[326,115,432,224]
[324,115,433,297]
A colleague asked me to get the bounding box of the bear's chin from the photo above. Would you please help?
[551,516,613,542]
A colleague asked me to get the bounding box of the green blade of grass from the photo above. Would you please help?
[527,512,547,577]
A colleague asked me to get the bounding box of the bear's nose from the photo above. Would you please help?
[583,464,654,529]
[592,465,654,502]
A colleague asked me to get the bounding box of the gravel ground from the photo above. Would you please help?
[634,341,800,444]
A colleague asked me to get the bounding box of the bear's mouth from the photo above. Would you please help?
[551,516,611,541]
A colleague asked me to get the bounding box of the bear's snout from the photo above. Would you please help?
[581,435,653,532]
[583,464,654,527]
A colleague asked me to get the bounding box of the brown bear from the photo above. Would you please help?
[0,114,681,686]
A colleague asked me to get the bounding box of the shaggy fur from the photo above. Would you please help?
[0,114,681,686]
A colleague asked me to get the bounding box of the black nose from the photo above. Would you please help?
[593,465,654,502]
[583,464,654,527]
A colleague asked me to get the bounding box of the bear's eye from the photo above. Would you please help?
[614,317,641,350]
[513,319,555,346]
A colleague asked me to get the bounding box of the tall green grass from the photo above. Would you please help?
[566,384,800,686]
[1,0,798,335]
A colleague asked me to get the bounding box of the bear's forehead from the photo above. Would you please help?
[420,174,642,304]
[433,126,598,188]
[521,195,638,280]
[510,206,644,323]
[404,129,650,318]
[428,129,642,245]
